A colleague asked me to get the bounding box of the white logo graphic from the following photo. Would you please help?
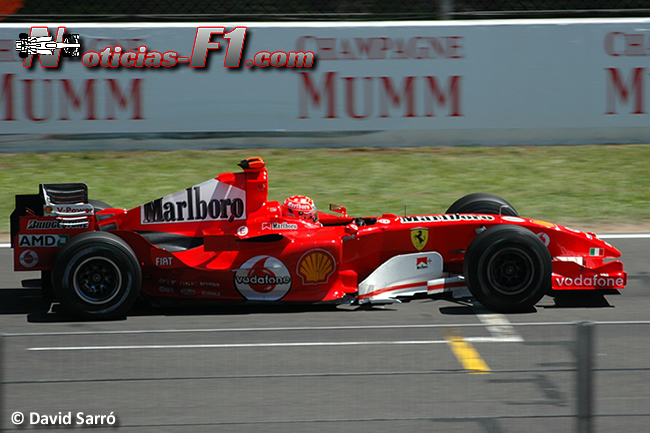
[19,250,39,268]
[234,256,291,301]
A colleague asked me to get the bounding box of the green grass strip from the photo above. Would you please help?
[1,145,649,234]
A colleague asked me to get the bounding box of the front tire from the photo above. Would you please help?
[446,193,518,216]
[52,232,141,319]
[464,225,551,313]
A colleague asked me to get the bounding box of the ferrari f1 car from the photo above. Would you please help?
[10,157,627,319]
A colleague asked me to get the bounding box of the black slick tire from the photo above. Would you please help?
[463,225,551,313]
[446,193,518,216]
[52,232,141,319]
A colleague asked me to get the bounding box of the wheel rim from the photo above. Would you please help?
[486,247,534,296]
[72,257,122,305]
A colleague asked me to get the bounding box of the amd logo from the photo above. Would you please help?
[18,234,69,247]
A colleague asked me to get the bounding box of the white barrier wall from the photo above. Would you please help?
[0,19,649,150]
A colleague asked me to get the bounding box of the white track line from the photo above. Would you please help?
[28,340,445,351]
[28,337,525,351]
[474,312,524,342]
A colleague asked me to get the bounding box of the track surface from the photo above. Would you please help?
[0,237,648,432]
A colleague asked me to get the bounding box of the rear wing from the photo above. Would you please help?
[10,183,92,248]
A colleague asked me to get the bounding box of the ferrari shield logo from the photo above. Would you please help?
[411,227,429,251]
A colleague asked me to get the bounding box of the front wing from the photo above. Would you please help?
[357,252,626,305]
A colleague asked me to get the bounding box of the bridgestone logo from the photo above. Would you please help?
[400,214,496,223]
[234,275,291,285]
[26,219,89,230]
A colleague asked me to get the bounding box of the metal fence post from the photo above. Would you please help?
[1,334,4,433]
[440,0,453,19]
[576,321,594,433]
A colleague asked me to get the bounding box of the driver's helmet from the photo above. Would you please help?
[282,195,318,223]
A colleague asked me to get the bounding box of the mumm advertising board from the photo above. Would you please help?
[1,19,649,150]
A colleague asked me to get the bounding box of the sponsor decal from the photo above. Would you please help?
[141,179,245,224]
[342,234,356,242]
[400,214,495,223]
[159,286,174,294]
[159,278,193,286]
[234,256,292,301]
[200,281,219,287]
[536,232,550,247]
[181,289,196,296]
[262,222,298,230]
[378,218,391,224]
[18,234,69,248]
[19,250,39,268]
[285,198,314,213]
[502,216,526,223]
[26,219,89,230]
[589,248,604,257]
[411,227,429,251]
[532,220,555,228]
[155,256,174,267]
[297,249,336,285]
[416,257,429,269]
[555,275,624,289]
[237,226,249,236]
[201,290,221,297]
[44,204,94,216]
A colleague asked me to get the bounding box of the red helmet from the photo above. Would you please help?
[282,195,318,223]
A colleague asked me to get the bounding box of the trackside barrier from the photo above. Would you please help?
[3,19,650,150]
[0,321,648,432]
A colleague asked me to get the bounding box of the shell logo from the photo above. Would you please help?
[297,249,336,285]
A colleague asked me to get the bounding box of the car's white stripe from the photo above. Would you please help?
[2,233,649,249]
[598,234,650,239]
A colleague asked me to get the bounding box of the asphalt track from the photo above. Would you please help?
[0,235,648,433]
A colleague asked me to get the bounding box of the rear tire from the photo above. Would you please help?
[52,232,141,319]
[464,225,551,313]
[446,193,518,216]
[89,199,112,212]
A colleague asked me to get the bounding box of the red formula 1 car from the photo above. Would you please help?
[10,157,626,319]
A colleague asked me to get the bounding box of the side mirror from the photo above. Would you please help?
[329,204,348,217]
